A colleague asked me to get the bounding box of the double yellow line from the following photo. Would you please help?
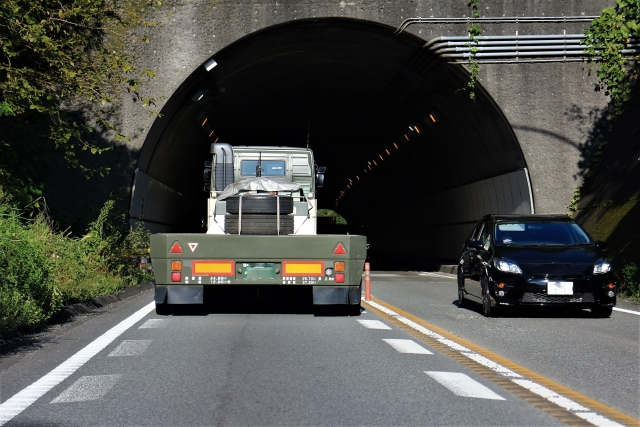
[363,296,639,427]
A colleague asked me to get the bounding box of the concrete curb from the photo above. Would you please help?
[437,265,458,275]
[48,281,155,324]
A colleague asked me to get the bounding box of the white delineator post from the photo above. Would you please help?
[364,262,371,301]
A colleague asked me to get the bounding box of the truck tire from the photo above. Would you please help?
[226,195,294,215]
[225,214,294,235]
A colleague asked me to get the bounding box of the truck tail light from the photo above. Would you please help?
[335,273,345,283]
[171,272,181,282]
[171,260,182,271]
[334,261,345,272]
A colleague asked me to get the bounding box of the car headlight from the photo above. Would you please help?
[593,259,611,274]
[494,258,523,275]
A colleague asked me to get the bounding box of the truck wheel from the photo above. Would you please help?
[155,302,171,315]
[348,304,362,316]
[226,195,294,214]
[225,214,294,235]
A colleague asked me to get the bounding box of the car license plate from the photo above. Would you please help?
[547,281,573,295]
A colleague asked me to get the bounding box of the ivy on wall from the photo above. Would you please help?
[466,0,482,100]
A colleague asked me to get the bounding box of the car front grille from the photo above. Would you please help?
[522,292,595,303]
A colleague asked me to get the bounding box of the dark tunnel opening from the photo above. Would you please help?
[132,18,533,269]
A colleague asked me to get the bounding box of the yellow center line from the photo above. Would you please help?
[363,296,640,427]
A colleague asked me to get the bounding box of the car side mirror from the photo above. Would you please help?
[595,240,609,252]
[468,240,484,251]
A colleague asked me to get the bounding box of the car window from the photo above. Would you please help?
[479,222,491,250]
[494,221,592,245]
[241,160,286,176]
[469,222,483,242]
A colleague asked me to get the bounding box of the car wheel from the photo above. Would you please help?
[481,276,498,318]
[591,305,613,318]
[457,270,467,308]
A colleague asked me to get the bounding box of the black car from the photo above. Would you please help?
[458,215,616,317]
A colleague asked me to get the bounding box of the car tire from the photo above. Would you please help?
[226,195,294,214]
[155,302,171,315]
[225,214,294,235]
[457,269,468,308]
[591,305,613,318]
[481,275,499,318]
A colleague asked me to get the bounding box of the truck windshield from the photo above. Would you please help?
[494,221,592,246]
[241,160,286,177]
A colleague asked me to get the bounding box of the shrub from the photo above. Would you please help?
[618,262,639,299]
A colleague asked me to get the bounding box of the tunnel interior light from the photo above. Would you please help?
[409,126,414,131]
[204,58,217,71]
[214,137,219,143]
[191,90,205,102]
[385,148,390,155]
[379,154,384,161]
[368,165,372,170]
[208,130,215,137]
[404,134,409,141]
[356,175,360,180]
[372,160,377,166]
[393,142,399,149]
[414,125,421,133]
[429,113,437,123]
[364,168,368,174]
[201,118,208,126]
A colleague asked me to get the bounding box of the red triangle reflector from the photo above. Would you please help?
[333,243,347,255]
[169,241,183,254]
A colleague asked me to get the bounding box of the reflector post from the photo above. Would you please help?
[335,273,345,283]
[334,261,345,272]
[192,260,235,276]
[282,261,324,277]
[171,260,182,271]
[171,272,181,282]
[169,241,183,254]
[333,243,347,255]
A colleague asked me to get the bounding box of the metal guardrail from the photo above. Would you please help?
[395,16,599,34]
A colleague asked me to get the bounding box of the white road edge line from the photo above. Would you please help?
[613,307,640,316]
[364,299,625,427]
[417,272,457,279]
[0,301,155,425]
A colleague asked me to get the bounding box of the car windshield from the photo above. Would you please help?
[494,221,592,246]
[241,160,286,176]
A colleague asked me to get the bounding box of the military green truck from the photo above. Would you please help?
[150,143,367,314]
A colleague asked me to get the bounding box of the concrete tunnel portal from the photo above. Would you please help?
[131,18,534,268]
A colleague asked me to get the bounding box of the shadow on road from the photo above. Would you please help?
[168,285,356,317]
[452,300,602,319]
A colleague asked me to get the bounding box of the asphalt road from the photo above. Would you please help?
[0,273,638,426]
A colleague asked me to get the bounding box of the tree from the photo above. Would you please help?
[0,0,160,208]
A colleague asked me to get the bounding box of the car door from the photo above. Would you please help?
[467,220,492,298]
[461,221,484,298]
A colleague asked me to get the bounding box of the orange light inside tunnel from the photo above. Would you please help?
[379,154,384,161]
[429,114,437,123]
[393,142,399,149]
[201,118,208,126]
[404,134,409,140]
[214,137,219,143]
[415,125,421,133]
[208,130,215,137]
[364,168,368,174]
[368,165,372,170]
[385,149,390,155]
[356,176,360,180]
[373,160,377,166]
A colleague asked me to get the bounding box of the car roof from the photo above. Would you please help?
[485,214,575,222]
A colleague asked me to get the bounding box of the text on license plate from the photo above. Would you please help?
[547,281,573,295]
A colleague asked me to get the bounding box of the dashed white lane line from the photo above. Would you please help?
[51,375,122,403]
[382,339,433,354]
[365,299,627,427]
[356,320,392,330]
[108,340,152,357]
[425,371,506,400]
[138,319,168,329]
[613,307,640,316]
[0,301,155,426]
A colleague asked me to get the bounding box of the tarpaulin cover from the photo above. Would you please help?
[218,177,302,200]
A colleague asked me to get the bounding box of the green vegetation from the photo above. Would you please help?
[317,209,347,225]
[0,0,161,210]
[619,263,639,299]
[465,0,482,100]
[583,0,640,119]
[0,191,152,338]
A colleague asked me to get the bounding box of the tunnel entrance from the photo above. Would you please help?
[131,18,532,268]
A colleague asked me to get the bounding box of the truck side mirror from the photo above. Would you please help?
[203,161,212,192]
[316,166,326,188]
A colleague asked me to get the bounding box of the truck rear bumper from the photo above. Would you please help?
[155,284,360,305]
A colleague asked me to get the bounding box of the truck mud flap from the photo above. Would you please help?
[313,286,359,305]
[158,285,204,304]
